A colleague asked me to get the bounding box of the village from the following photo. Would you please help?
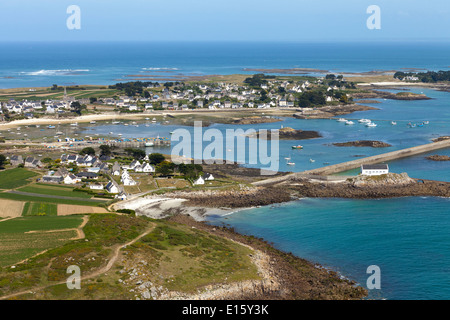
[0,74,355,122]
[3,148,217,203]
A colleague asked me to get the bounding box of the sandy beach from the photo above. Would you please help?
[0,113,157,130]
[112,195,235,221]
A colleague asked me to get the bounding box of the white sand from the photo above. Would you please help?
[114,195,235,221]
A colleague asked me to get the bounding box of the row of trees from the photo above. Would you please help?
[394,70,450,83]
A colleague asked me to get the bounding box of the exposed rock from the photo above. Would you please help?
[432,136,450,143]
[232,116,281,125]
[333,140,392,148]
[426,155,450,161]
[248,126,321,140]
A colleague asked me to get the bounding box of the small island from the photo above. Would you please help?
[426,155,450,161]
[247,127,322,140]
[333,140,392,148]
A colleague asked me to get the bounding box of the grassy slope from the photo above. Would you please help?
[0,215,83,267]
[0,214,260,300]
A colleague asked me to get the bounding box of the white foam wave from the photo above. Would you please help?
[20,69,90,76]
[142,67,179,71]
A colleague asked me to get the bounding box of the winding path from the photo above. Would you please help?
[0,221,156,300]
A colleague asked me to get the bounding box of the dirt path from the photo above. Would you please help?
[0,221,156,300]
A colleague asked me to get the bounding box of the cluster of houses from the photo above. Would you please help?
[0,96,88,119]
[0,76,351,121]
[8,155,43,168]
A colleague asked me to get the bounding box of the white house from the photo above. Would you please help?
[64,174,81,185]
[106,181,120,194]
[203,173,214,181]
[112,162,121,176]
[193,176,205,185]
[89,183,104,190]
[361,164,389,176]
[142,163,155,173]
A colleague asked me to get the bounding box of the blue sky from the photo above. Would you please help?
[0,0,449,42]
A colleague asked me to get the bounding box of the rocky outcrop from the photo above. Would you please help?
[333,140,392,148]
[248,127,321,140]
[349,172,415,187]
[293,104,378,119]
[432,136,450,143]
[165,186,293,208]
[289,174,450,199]
[426,155,450,161]
[232,116,281,125]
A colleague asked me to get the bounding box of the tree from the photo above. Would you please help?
[125,148,146,160]
[0,154,6,169]
[99,145,112,157]
[156,161,175,176]
[71,101,84,116]
[89,97,98,104]
[148,153,165,165]
[79,147,96,156]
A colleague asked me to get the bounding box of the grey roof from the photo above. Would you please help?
[361,164,389,170]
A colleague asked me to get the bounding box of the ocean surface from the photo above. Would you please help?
[1,41,449,299]
[1,41,450,88]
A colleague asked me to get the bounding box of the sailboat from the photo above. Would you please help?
[309,158,316,163]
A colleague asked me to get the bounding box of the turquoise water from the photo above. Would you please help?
[207,197,450,300]
[86,87,450,181]
[8,41,449,299]
[84,86,450,300]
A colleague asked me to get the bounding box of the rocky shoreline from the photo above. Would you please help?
[426,155,450,161]
[166,214,368,300]
[352,90,431,101]
[332,140,392,148]
[248,127,322,140]
[288,173,450,199]
[293,104,378,119]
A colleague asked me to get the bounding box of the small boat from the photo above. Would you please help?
[170,131,174,134]
[423,121,429,125]
[366,122,377,127]
[48,125,56,129]
[112,121,120,124]
[70,122,78,126]
[90,121,96,124]
[310,159,315,163]
[292,145,303,149]
[391,121,397,125]
[417,123,424,127]
[287,162,295,166]
[358,119,371,123]
[345,121,355,125]
[337,118,347,122]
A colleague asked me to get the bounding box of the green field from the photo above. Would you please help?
[18,184,94,199]
[0,192,105,206]
[0,215,83,267]
[22,202,58,216]
[0,168,39,189]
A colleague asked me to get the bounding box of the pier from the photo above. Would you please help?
[254,138,450,186]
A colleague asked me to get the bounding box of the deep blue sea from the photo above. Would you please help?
[1,41,450,88]
[1,41,449,299]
